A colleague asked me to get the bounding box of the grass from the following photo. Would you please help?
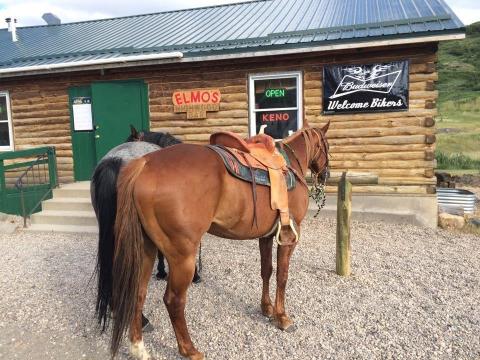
[435,22,480,173]
[437,22,480,103]
[436,150,480,170]
[436,110,480,168]
[442,169,480,176]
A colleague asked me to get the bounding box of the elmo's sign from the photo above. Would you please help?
[172,89,221,119]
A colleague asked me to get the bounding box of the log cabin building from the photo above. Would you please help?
[0,0,465,227]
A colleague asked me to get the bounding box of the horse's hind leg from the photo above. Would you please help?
[129,236,157,360]
[259,236,274,317]
[164,252,204,360]
[156,250,168,280]
[273,242,297,331]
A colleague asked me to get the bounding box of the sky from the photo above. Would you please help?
[0,0,478,28]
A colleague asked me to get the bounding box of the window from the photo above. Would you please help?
[0,92,13,151]
[249,72,303,139]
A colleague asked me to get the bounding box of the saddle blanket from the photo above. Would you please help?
[206,145,296,190]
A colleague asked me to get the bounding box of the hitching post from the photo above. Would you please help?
[336,172,352,276]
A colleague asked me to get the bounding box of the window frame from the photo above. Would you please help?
[0,91,14,151]
[248,71,303,138]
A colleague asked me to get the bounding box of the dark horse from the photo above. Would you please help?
[99,124,329,359]
[90,127,200,332]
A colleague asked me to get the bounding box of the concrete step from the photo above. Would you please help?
[25,224,99,234]
[42,197,95,212]
[30,210,97,226]
[52,187,91,199]
[60,181,91,190]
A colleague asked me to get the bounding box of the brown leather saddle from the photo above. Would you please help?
[209,131,298,245]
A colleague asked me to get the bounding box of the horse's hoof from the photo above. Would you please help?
[189,352,204,360]
[285,323,298,333]
[142,322,154,333]
[192,275,202,284]
[180,350,204,360]
[261,304,274,318]
[141,314,154,333]
[130,340,152,360]
[155,272,167,281]
[273,315,294,331]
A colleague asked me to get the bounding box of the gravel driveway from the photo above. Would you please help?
[0,216,479,360]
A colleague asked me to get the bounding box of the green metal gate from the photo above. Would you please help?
[0,146,58,216]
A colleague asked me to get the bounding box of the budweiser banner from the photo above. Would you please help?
[323,61,409,114]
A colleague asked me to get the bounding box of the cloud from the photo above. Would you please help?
[0,0,478,28]
[0,0,257,27]
[445,0,480,25]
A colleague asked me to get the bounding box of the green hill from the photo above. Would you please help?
[438,21,480,107]
[436,22,480,170]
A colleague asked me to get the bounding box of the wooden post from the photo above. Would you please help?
[336,172,352,276]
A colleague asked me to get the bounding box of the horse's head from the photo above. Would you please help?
[126,125,143,142]
[307,122,330,183]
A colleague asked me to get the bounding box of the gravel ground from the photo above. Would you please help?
[0,217,479,360]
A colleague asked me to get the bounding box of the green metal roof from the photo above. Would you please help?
[0,0,465,72]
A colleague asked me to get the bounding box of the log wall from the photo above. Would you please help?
[1,42,438,194]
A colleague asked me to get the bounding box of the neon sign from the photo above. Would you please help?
[265,89,286,98]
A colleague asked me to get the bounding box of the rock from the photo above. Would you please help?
[468,218,480,228]
[438,212,465,229]
[0,222,18,234]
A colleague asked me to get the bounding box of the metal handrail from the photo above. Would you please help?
[13,148,58,227]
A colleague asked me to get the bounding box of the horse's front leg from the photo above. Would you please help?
[129,237,156,360]
[259,236,274,317]
[273,242,297,331]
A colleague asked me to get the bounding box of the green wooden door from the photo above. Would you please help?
[69,86,96,181]
[69,80,149,180]
[91,80,149,161]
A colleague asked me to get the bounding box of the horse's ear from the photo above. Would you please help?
[130,124,139,139]
[321,121,330,133]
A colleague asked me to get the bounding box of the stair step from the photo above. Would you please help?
[31,210,97,226]
[53,187,91,199]
[25,224,99,234]
[42,197,95,212]
[60,181,91,190]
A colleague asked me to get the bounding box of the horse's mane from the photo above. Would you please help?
[146,132,182,147]
[126,130,182,147]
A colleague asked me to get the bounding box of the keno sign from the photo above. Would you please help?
[172,89,221,119]
[323,61,409,114]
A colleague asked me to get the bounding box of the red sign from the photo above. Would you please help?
[262,112,290,122]
[172,89,221,119]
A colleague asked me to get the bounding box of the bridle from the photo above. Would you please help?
[282,128,329,217]
[283,128,329,177]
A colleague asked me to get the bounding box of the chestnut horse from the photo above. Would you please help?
[107,124,329,359]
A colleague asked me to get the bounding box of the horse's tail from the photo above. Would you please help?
[91,157,124,332]
[111,157,147,356]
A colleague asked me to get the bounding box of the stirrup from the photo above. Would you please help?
[274,219,299,246]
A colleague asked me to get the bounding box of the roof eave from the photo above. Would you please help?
[0,31,466,79]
